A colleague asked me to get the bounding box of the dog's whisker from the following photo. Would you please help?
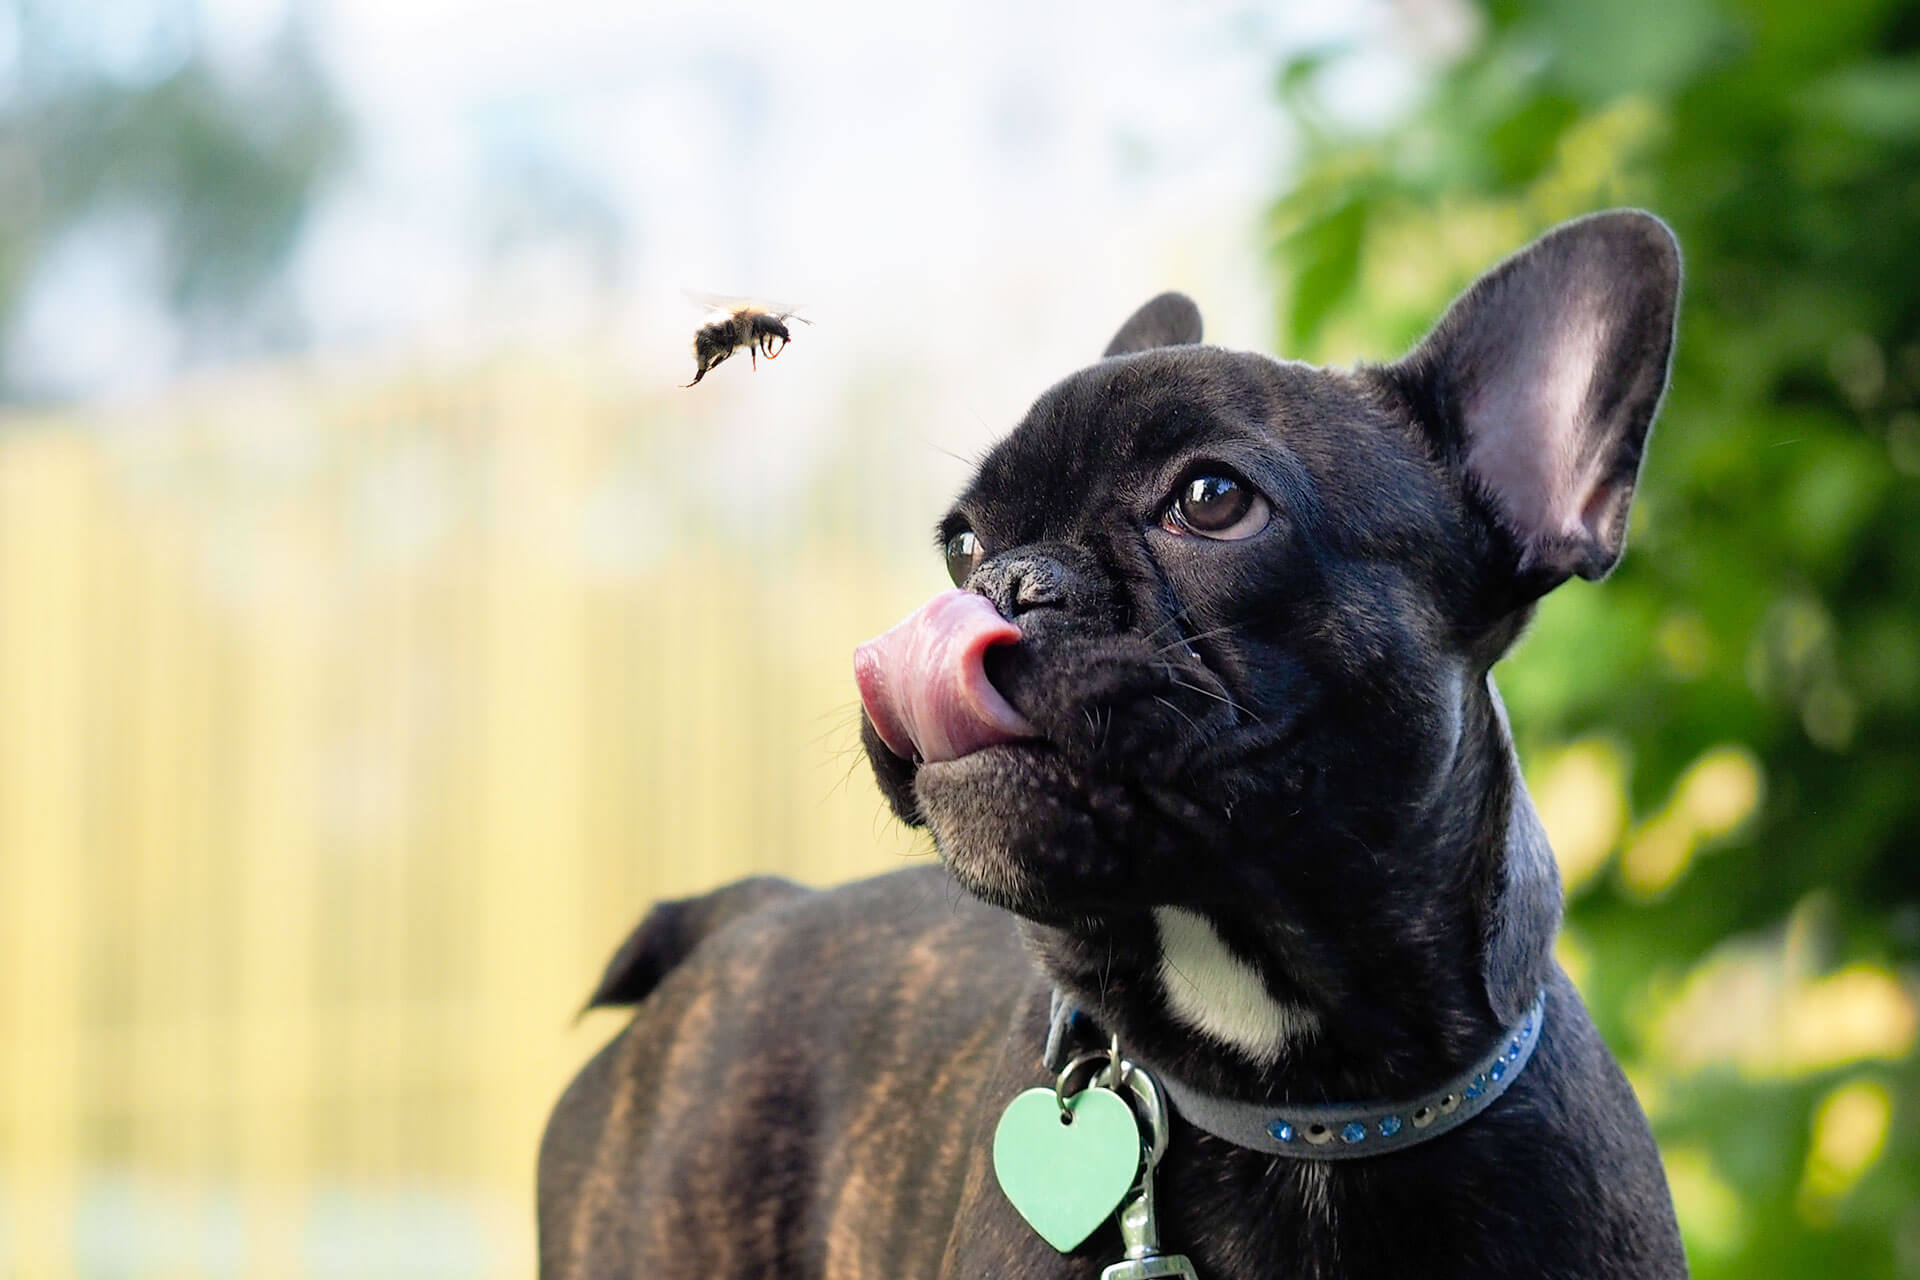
[1153,694,1204,736]
[1152,621,1239,654]
[1169,677,1263,723]
[1139,606,1194,648]
[1100,935,1116,1007]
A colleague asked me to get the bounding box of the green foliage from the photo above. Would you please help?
[1271,1,1920,1273]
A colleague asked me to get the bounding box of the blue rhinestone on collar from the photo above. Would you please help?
[1044,990,1547,1161]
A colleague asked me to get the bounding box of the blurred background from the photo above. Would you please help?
[0,0,1914,1275]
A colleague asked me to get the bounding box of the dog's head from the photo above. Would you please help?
[857,211,1679,1067]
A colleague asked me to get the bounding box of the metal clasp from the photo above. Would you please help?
[1100,1056,1199,1280]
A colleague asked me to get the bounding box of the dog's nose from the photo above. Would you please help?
[976,553,1068,618]
[1010,561,1065,613]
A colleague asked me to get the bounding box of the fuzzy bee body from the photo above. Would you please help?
[685,305,806,387]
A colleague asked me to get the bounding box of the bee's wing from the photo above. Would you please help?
[683,289,808,320]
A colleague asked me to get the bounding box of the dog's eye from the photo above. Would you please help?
[1166,473,1269,540]
[945,529,984,586]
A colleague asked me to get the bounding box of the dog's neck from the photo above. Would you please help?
[1021,682,1548,1106]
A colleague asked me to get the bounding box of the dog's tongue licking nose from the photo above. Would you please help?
[854,589,1036,764]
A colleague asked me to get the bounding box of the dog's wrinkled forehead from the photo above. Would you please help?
[954,344,1458,561]
[960,348,1288,531]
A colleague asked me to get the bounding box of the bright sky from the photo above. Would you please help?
[12,0,1442,476]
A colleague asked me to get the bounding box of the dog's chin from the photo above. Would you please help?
[914,741,1148,923]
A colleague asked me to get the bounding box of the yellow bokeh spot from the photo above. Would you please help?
[1527,97,1666,221]
[1656,610,1714,679]
[1621,813,1693,899]
[1676,747,1763,836]
[1798,1079,1892,1220]
[1653,938,1919,1080]
[1622,1063,1668,1124]
[1556,926,1593,993]
[1663,1144,1747,1257]
[1782,966,1920,1076]
[1620,744,1764,899]
[1531,737,1628,893]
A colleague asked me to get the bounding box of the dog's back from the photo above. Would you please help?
[537,867,1050,1279]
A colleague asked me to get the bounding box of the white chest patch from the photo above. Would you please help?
[1153,906,1316,1063]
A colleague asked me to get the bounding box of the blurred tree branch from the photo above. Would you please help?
[0,1,347,400]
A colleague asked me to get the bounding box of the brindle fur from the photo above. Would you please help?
[542,210,1690,1279]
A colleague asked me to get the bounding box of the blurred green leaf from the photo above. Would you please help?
[0,4,347,399]
[1802,60,1920,140]
[1282,197,1368,349]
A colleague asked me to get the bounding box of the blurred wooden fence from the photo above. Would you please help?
[0,358,934,1278]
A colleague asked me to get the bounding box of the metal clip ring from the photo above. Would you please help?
[1113,1059,1171,1170]
[1052,1042,1171,1173]
[1054,1049,1118,1120]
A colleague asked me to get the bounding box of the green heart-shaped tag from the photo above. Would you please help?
[992,1086,1141,1252]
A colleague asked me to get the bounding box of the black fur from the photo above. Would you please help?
[583,875,806,1010]
[540,210,1688,1279]
[1104,290,1205,356]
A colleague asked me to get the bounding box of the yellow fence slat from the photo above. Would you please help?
[1,430,94,1280]
[0,358,941,1279]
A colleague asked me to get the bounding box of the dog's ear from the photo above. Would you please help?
[1105,292,1203,357]
[1391,210,1680,599]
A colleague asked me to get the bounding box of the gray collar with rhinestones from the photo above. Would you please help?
[1044,990,1546,1160]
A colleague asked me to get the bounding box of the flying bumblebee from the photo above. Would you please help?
[684,298,810,387]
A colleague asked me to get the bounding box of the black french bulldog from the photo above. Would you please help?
[539,209,1689,1278]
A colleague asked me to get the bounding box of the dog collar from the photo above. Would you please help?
[1045,989,1546,1161]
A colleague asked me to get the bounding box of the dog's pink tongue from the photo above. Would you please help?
[854,589,1036,764]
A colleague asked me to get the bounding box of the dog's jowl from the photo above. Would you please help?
[539,210,1690,1279]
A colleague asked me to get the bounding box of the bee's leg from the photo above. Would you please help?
[750,345,759,371]
[685,348,725,387]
